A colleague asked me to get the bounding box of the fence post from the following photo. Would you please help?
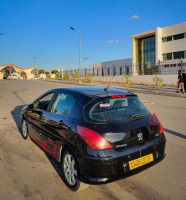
[181,57,183,73]
[113,65,115,76]
[158,59,161,74]
[93,67,95,77]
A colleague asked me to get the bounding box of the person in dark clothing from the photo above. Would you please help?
[183,73,186,92]
[177,73,185,94]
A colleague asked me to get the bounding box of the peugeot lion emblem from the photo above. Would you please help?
[137,132,143,141]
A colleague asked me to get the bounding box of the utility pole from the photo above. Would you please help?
[32,57,38,67]
[67,61,71,74]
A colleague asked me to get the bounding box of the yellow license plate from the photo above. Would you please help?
[129,153,154,170]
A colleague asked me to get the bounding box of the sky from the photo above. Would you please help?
[0,0,186,72]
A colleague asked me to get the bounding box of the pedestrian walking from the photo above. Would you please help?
[177,72,185,94]
[183,72,186,91]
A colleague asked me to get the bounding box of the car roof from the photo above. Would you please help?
[52,86,136,99]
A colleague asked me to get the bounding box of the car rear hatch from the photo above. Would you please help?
[83,95,161,150]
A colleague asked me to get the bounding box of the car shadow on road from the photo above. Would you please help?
[27,140,66,184]
[11,105,66,185]
[11,104,27,136]
[164,128,186,139]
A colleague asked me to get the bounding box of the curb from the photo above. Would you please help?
[40,79,186,98]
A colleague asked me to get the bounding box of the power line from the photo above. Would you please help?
[32,57,39,67]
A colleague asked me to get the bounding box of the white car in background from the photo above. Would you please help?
[7,74,20,80]
[31,76,41,80]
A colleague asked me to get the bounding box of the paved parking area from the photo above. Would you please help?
[0,80,185,200]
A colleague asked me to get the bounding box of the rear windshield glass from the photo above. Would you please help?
[84,96,149,123]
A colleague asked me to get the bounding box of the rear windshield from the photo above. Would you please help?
[84,96,149,123]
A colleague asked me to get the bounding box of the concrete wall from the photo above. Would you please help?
[27,74,34,80]
[0,72,4,79]
[50,74,55,79]
[93,58,132,76]
[39,74,46,79]
[92,74,178,85]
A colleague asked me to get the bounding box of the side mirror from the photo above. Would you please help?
[28,104,33,110]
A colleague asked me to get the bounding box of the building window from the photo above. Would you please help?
[162,36,172,42]
[163,53,172,61]
[164,64,169,68]
[102,68,104,76]
[170,64,176,67]
[173,33,184,40]
[113,67,116,75]
[0,66,16,74]
[108,68,110,76]
[93,67,95,76]
[173,51,184,59]
[138,35,155,74]
[126,67,129,75]
[120,67,122,75]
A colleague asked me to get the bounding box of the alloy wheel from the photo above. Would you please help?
[63,153,78,186]
[22,120,28,138]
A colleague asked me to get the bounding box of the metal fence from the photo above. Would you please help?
[63,60,186,77]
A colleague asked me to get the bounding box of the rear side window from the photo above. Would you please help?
[34,93,55,110]
[51,93,76,115]
[84,96,149,123]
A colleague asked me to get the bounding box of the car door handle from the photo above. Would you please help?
[58,120,64,126]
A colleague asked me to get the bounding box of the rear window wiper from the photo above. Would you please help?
[129,114,148,119]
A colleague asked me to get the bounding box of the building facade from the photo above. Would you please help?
[92,58,132,76]
[0,64,38,79]
[132,22,186,75]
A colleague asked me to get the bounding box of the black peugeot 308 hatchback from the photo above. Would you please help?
[21,86,166,191]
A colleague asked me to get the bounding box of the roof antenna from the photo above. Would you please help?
[104,67,116,94]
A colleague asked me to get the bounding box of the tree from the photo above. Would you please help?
[39,69,45,74]
[45,71,50,78]
[51,70,58,74]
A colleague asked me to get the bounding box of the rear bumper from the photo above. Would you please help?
[78,134,166,184]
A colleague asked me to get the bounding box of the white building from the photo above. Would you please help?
[92,58,132,76]
[132,22,186,75]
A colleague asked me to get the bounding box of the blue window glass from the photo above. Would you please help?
[173,33,184,40]
[51,93,76,115]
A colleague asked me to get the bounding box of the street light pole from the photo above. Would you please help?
[79,31,81,81]
[70,27,81,83]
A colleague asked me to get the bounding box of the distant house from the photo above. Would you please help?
[92,58,132,76]
[0,64,39,79]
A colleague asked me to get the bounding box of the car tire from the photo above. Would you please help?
[61,150,88,192]
[21,119,29,140]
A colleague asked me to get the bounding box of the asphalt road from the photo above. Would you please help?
[0,80,185,200]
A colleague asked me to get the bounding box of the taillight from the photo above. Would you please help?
[77,125,112,150]
[159,122,163,134]
[149,113,163,134]
[111,94,126,98]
